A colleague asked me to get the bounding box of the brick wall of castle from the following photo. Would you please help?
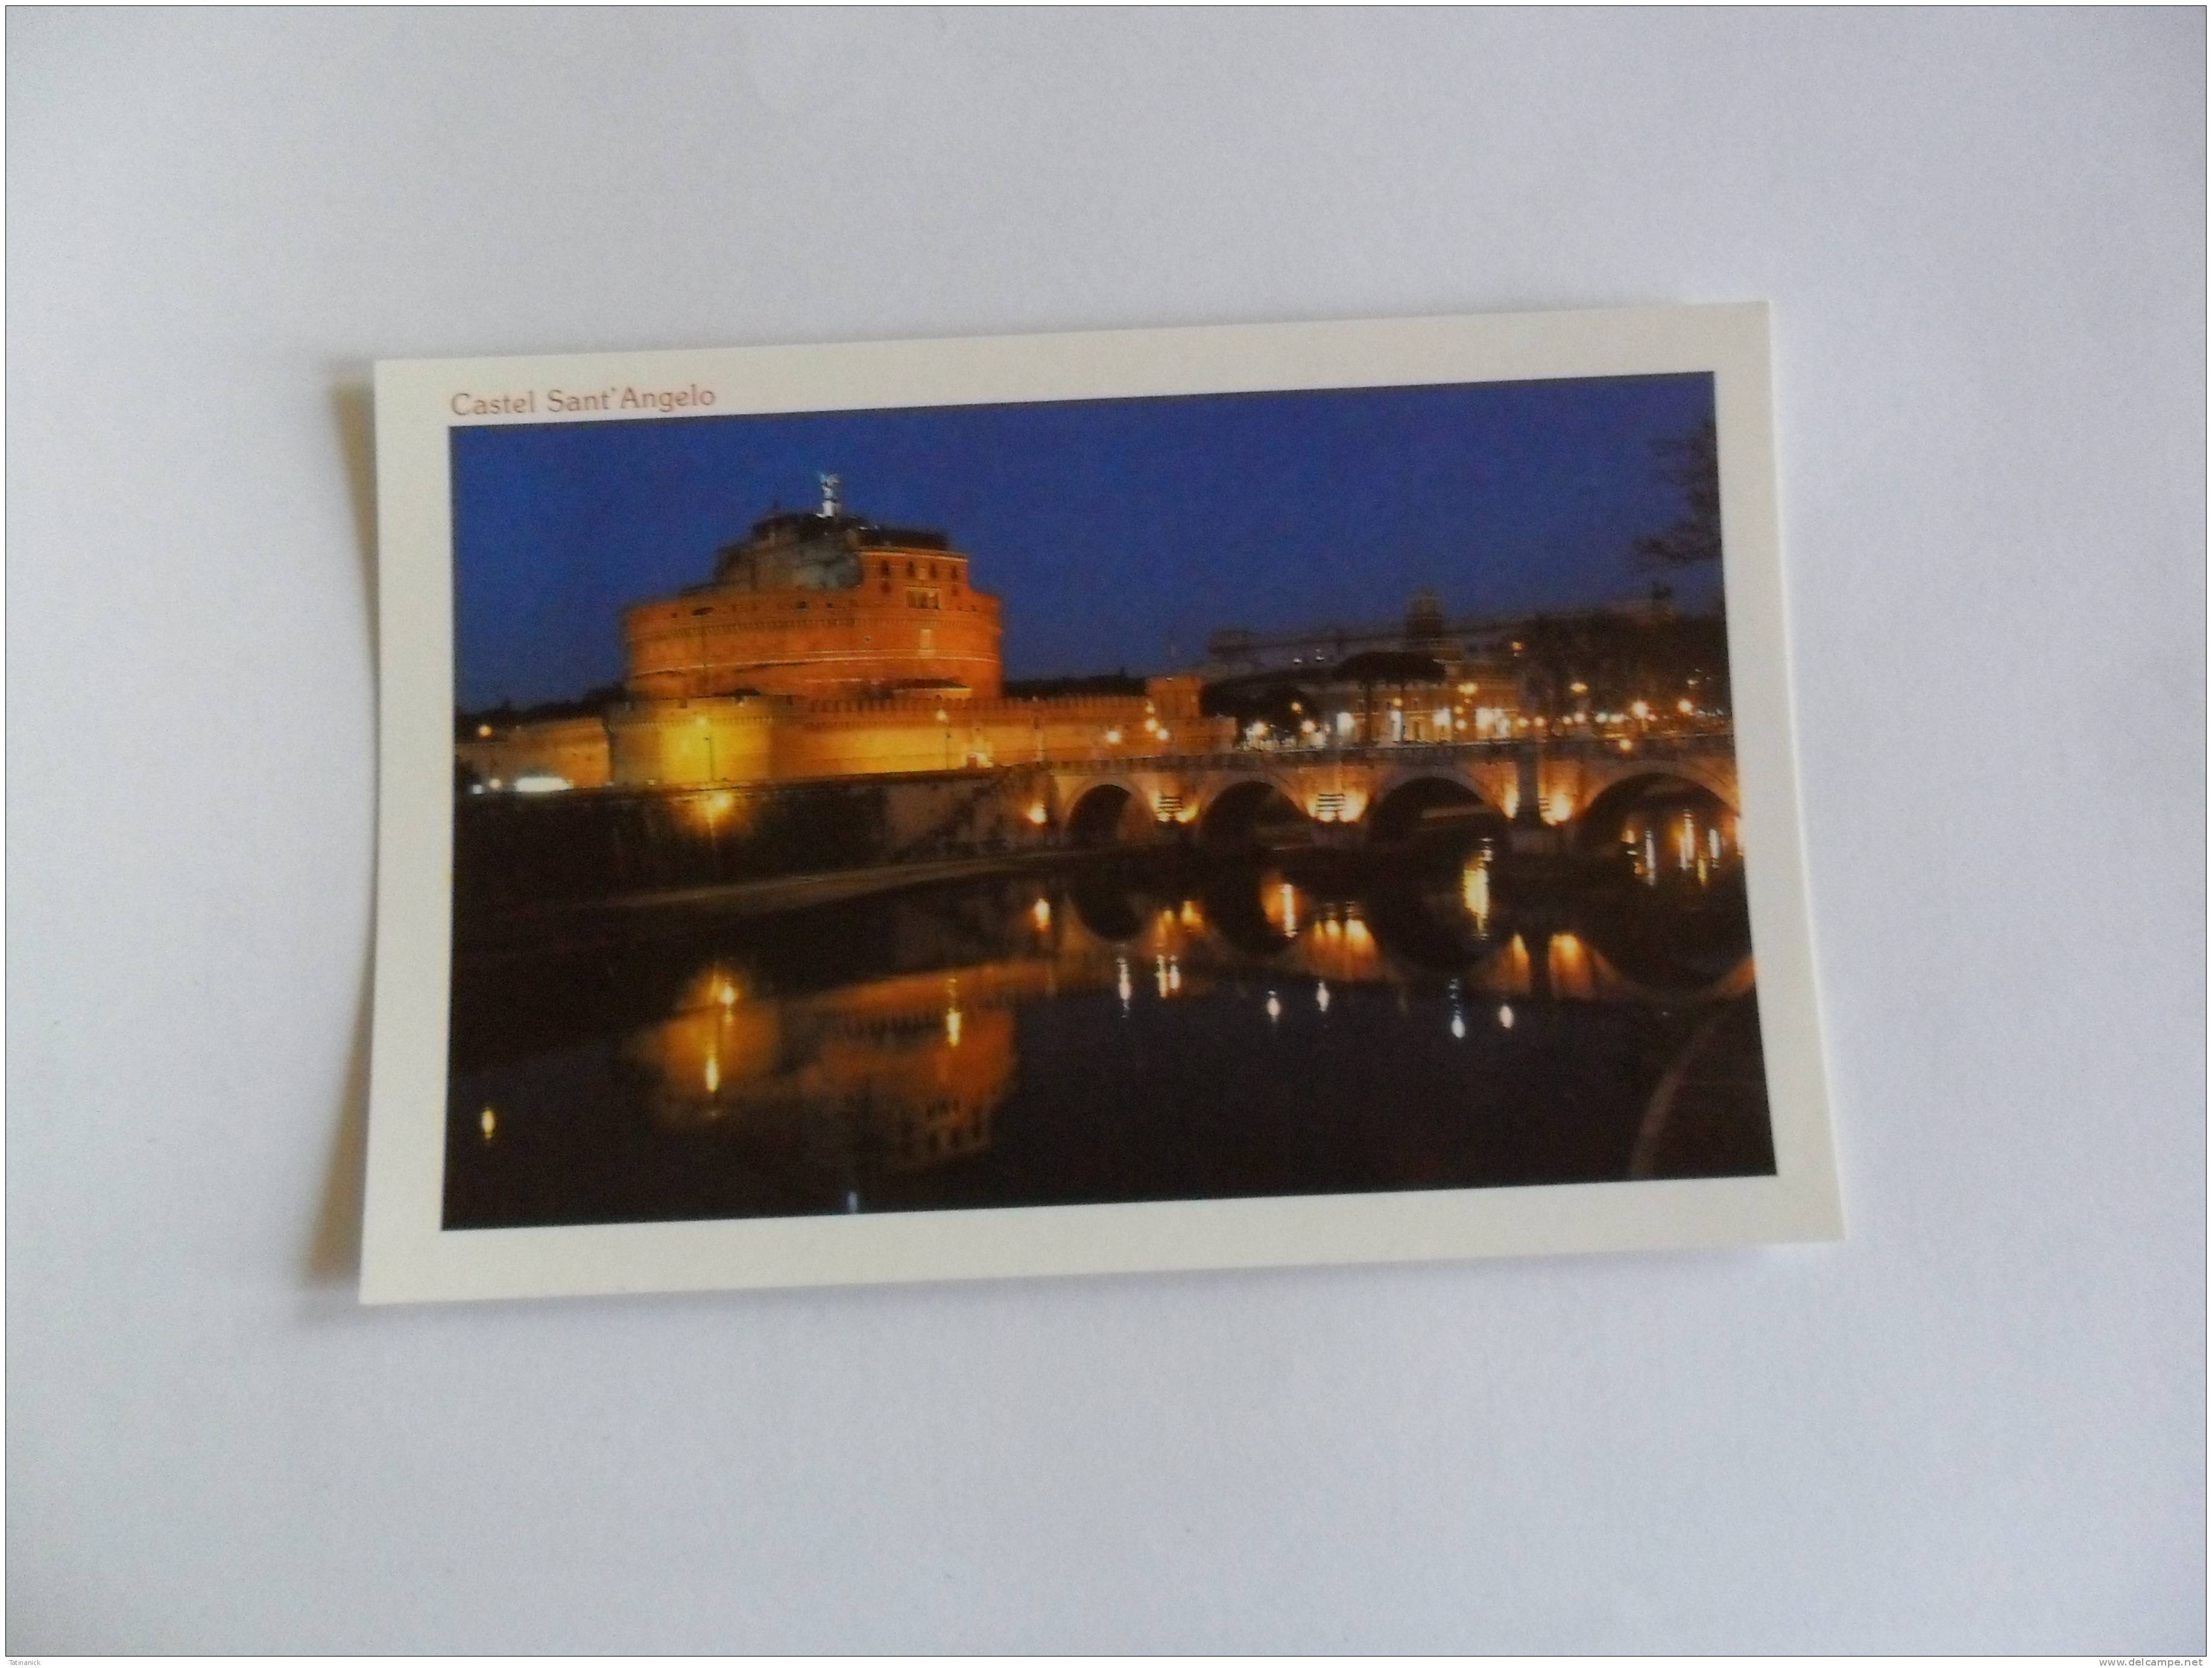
[622,543,1003,702]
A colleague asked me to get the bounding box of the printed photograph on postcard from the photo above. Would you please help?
[361,306,1842,1302]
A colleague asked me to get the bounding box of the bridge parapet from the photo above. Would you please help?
[1040,731,1731,773]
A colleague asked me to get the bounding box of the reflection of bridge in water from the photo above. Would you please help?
[621,845,1757,1189]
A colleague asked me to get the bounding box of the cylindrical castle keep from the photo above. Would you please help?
[622,503,1002,702]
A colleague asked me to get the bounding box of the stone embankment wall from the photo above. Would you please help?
[453,769,1058,917]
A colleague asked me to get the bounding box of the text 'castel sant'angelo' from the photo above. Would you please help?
[450,384,718,417]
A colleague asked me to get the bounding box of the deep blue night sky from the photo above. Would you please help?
[451,373,1716,709]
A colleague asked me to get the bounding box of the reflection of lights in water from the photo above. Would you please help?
[1167,957,1181,994]
[1548,933,1593,999]
[1265,991,1281,1022]
[1497,1004,1515,1029]
[1280,883,1298,938]
[1450,1010,1466,1039]
[1031,896,1051,930]
[479,1105,497,1141]
[845,1189,860,1214]
[1502,934,1532,996]
[704,1053,720,1093]
[1696,855,1710,886]
[1643,828,1658,885]
[1708,825,1722,862]
[1116,956,1132,1014]
[717,982,736,1008]
[1315,981,1330,1012]
[1680,812,1695,871]
[944,1007,962,1046]
[1155,955,1170,999]
[1460,859,1491,932]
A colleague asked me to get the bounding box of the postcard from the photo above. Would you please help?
[360,304,1842,1303]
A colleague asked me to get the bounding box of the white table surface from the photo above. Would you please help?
[7,9,2204,1653]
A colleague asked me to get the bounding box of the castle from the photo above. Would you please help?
[457,476,1219,793]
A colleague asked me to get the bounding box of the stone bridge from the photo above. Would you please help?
[995,734,1740,852]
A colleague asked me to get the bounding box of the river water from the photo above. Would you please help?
[445,805,1774,1230]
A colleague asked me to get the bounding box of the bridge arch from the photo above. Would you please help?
[1365,769,1506,843]
[1574,770,1739,856]
[1064,779,1154,848]
[1576,756,1738,818]
[1195,776,1312,855]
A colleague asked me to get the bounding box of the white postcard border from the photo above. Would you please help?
[362,303,1843,1304]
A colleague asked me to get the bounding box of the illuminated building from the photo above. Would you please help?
[1202,593,1525,749]
[457,475,1221,792]
[623,475,1003,703]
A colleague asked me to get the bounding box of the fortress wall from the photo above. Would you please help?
[607,697,775,788]
[465,680,1228,794]
[624,584,1003,701]
[769,684,1230,780]
[455,717,613,789]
